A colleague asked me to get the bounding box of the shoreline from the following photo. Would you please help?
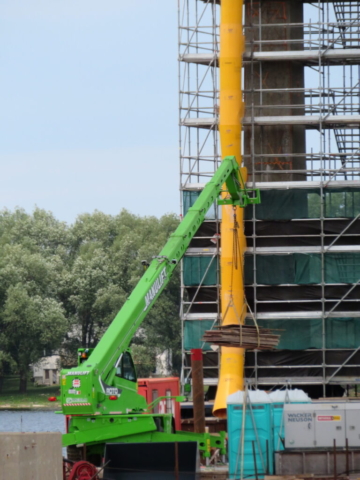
[0,405,60,411]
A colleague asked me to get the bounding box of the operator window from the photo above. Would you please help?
[115,352,137,382]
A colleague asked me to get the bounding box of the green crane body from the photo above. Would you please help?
[60,156,260,461]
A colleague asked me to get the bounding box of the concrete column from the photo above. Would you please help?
[244,0,306,182]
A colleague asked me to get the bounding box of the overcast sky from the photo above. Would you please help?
[0,1,180,223]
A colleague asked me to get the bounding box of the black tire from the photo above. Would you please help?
[66,445,83,462]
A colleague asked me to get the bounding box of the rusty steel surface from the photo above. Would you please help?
[191,349,206,433]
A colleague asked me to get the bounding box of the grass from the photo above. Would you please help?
[0,376,61,410]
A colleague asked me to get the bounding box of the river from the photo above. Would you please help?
[0,410,65,434]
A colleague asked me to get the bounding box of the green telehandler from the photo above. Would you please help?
[60,156,260,475]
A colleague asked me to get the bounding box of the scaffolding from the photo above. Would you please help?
[179,0,360,396]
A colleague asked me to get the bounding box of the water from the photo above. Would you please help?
[0,410,65,434]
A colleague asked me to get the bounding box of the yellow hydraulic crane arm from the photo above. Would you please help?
[213,0,247,418]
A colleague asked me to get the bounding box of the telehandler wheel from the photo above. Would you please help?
[66,445,83,462]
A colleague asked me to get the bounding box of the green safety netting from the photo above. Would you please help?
[244,253,360,285]
[184,187,360,220]
[245,189,309,220]
[184,320,215,350]
[183,256,217,286]
[245,188,360,221]
[246,318,360,350]
[183,252,360,286]
[183,191,216,219]
[184,317,360,351]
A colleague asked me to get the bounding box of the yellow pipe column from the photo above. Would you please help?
[213,0,246,419]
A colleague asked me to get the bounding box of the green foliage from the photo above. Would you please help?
[0,207,181,391]
[1,284,68,392]
[131,344,157,378]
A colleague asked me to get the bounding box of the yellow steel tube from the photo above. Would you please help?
[213,0,246,419]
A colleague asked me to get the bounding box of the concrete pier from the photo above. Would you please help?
[0,432,62,480]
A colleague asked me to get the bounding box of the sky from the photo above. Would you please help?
[0,0,180,224]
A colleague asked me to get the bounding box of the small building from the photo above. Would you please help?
[32,355,60,385]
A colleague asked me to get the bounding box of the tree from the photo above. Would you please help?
[1,284,68,392]
[64,209,182,373]
[0,351,14,394]
[0,206,182,389]
[0,208,70,392]
[0,207,71,257]
[62,248,127,348]
[110,211,182,374]
[131,344,157,378]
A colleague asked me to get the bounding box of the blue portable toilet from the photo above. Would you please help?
[269,389,311,452]
[227,390,273,479]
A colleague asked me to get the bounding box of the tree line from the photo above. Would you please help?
[0,208,181,393]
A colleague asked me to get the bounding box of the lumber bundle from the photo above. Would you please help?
[202,324,280,350]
